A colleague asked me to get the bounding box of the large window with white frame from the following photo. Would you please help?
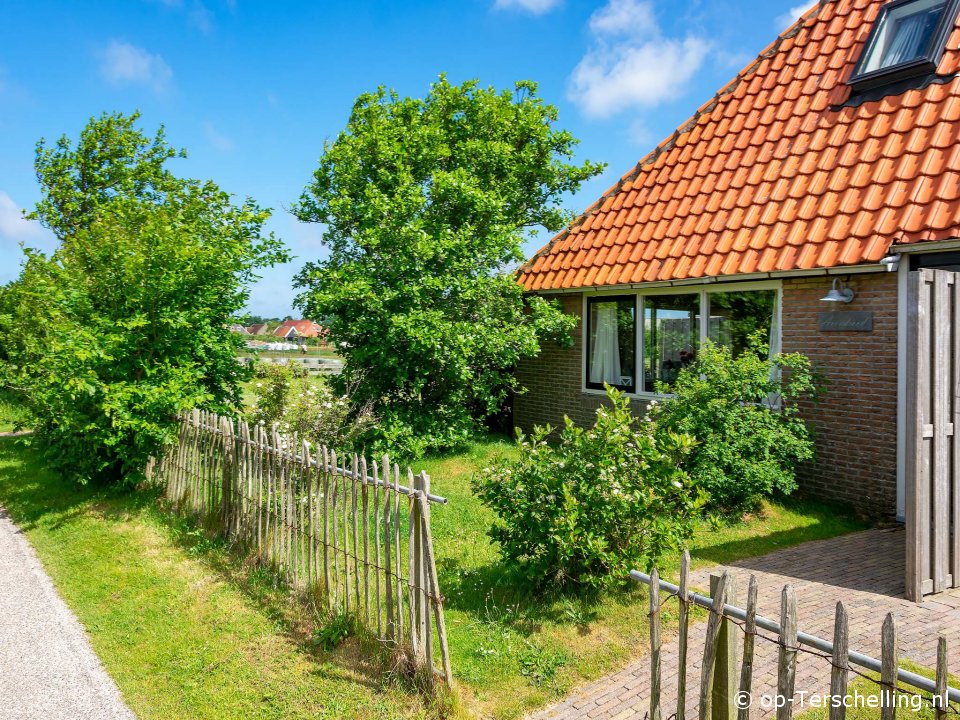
[583,284,781,396]
[585,295,636,393]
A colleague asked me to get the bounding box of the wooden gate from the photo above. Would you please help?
[905,268,960,600]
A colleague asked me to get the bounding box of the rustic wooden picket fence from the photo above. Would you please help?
[146,409,452,687]
[632,554,960,720]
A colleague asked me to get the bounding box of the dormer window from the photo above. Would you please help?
[850,0,960,90]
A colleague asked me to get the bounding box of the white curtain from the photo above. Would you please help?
[590,304,621,385]
[882,13,929,66]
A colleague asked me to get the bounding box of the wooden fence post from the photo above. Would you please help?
[880,613,898,720]
[776,585,798,720]
[678,551,690,720]
[711,573,738,720]
[700,570,730,720]
[738,575,758,720]
[829,602,849,720]
[650,568,662,720]
[936,636,949,720]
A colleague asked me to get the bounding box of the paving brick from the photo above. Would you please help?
[528,528,960,720]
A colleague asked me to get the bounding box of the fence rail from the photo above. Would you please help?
[147,409,452,687]
[632,554,959,720]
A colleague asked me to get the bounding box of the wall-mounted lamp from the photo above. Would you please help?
[821,278,855,303]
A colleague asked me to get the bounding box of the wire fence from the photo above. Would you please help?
[632,554,960,720]
[146,409,452,687]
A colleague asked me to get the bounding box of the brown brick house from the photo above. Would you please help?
[515,0,960,520]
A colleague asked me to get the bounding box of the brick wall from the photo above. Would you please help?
[514,272,899,518]
[781,273,898,517]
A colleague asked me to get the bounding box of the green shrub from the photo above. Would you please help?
[650,337,820,516]
[472,387,703,590]
[0,112,287,486]
[246,363,374,452]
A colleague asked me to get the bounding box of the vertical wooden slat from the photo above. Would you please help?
[650,568,662,720]
[738,575,758,720]
[678,551,690,720]
[408,470,420,660]
[383,456,394,642]
[776,585,797,720]
[906,270,928,601]
[933,271,950,593]
[331,450,340,609]
[418,480,452,686]
[361,457,370,626]
[322,447,331,604]
[880,613,898,720]
[352,455,361,612]
[699,570,730,720]
[393,463,403,645]
[419,471,433,678]
[936,635,949,720]
[952,278,960,587]
[373,459,383,638]
[305,441,314,590]
[341,454,351,614]
[829,602,849,720]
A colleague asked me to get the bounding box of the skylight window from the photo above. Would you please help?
[850,0,960,89]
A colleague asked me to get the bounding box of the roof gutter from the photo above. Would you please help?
[526,262,888,295]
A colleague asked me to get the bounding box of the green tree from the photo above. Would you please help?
[293,77,603,457]
[0,111,288,485]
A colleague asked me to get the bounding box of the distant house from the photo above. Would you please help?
[246,323,268,335]
[228,324,250,335]
[273,319,325,339]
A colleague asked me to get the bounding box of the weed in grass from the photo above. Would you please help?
[517,641,567,688]
[312,612,354,652]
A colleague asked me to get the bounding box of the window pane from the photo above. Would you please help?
[860,0,946,73]
[708,290,778,357]
[643,294,699,392]
[587,297,636,392]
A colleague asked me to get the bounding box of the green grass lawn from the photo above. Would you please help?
[0,416,868,720]
[420,436,868,720]
[0,389,30,433]
[239,347,342,360]
[0,436,429,720]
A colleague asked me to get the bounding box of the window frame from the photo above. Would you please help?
[848,0,960,91]
[580,281,782,399]
[584,294,638,393]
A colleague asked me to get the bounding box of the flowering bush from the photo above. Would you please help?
[246,362,374,451]
[472,386,703,590]
[649,337,820,516]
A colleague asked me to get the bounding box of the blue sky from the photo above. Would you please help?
[0,0,811,317]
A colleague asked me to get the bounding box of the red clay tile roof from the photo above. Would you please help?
[519,0,960,292]
[273,320,324,338]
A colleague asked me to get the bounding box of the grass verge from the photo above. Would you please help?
[0,436,429,720]
[420,435,869,720]
[0,389,30,433]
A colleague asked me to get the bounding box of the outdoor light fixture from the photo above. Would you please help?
[821,278,855,303]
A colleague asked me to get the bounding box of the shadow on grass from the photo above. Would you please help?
[0,437,401,697]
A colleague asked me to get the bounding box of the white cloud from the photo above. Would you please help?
[97,40,173,93]
[568,0,709,118]
[203,122,234,152]
[775,3,812,30]
[0,192,42,243]
[494,0,561,14]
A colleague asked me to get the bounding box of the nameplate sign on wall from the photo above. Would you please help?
[818,311,873,332]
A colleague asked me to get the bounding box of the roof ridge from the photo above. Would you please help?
[518,0,830,278]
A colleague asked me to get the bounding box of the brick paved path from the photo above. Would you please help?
[531,527,960,720]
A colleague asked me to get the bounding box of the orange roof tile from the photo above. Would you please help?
[518,0,960,292]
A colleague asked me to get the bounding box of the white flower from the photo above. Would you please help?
[256,382,263,388]
[672,480,683,489]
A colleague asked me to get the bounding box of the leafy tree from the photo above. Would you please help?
[293,76,603,457]
[0,111,288,485]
